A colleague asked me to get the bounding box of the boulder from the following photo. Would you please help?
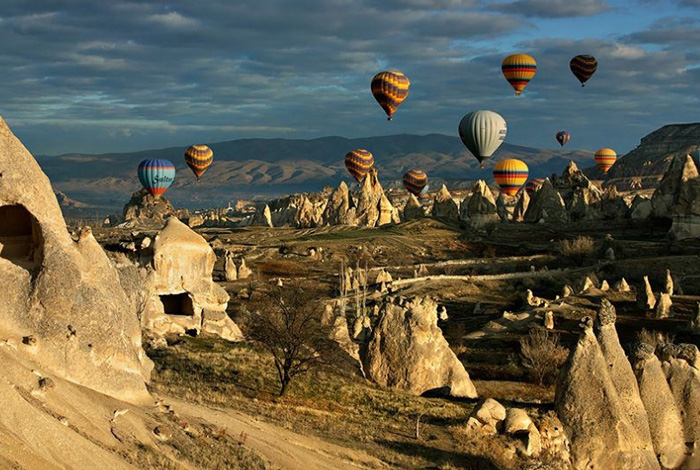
[633,343,686,470]
[630,195,652,220]
[505,408,533,434]
[363,297,477,398]
[468,398,506,433]
[122,188,175,225]
[593,300,654,446]
[636,276,656,311]
[513,190,530,222]
[403,194,425,221]
[555,317,660,470]
[523,179,568,223]
[652,154,699,218]
[0,115,151,402]
[465,180,499,227]
[431,185,459,221]
[201,310,244,342]
[322,181,356,226]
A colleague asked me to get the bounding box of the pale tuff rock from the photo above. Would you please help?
[526,289,548,308]
[355,168,384,227]
[544,311,554,330]
[375,268,393,285]
[223,250,237,281]
[593,300,654,447]
[524,179,568,223]
[614,277,631,292]
[652,154,699,218]
[537,413,572,468]
[553,160,602,204]
[513,190,530,222]
[237,257,253,280]
[438,305,448,321]
[251,204,274,227]
[431,184,459,221]
[377,193,400,226]
[555,317,660,470]
[665,269,674,295]
[654,293,673,319]
[403,193,425,221]
[0,115,151,402]
[123,188,176,225]
[363,297,478,398]
[578,276,595,294]
[630,195,652,220]
[496,192,511,222]
[467,398,506,434]
[505,408,533,434]
[661,347,700,451]
[294,195,321,228]
[633,343,686,470]
[637,276,657,311]
[669,175,700,239]
[139,218,242,342]
[562,285,573,298]
[569,187,601,221]
[464,180,499,227]
[322,181,356,226]
[598,185,631,220]
[600,280,610,291]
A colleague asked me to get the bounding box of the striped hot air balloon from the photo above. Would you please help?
[184,144,214,180]
[344,149,374,183]
[501,54,537,96]
[371,71,410,120]
[403,169,428,196]
[138,159,175,197]
[595,148,616,174]
[493,159,529,196]
[525,178,545,195]
[556,131,570,147]
[570,55,597,87]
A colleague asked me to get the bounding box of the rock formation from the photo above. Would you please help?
[553,160,602,204]
[659,344,700,452]
[598,185,630,220]
[0,115,151,402]
[630,195,652,220]
[513,190,530,222]
[322,181,356,226]
[403,194,425,221]
[432,185,459,221]
[637,276,656,311]
[614,277,631,292]
[669,164,700,239]
[138,218,242,342]
[238,257,253,280]
[363,297,477,398]
[633,343,686,469]
[495,192,510,222]
[555,317,660,470]
[464,180,499,227]
[467,398,506,434]
[654,293,673,319]
[652,154,699,218]
[123,188,176,226]
[355,169,384,227]
[593,300,654,445]
[664,269,674,295]
[523,179,568,223]
[223,250,238,281]
[250,204,274,227]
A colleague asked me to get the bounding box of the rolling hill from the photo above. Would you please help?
[36,134,595,212]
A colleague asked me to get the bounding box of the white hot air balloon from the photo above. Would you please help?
[458,110,507,168]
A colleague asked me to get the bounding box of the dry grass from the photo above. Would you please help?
[636,328,674,349]
[558,236,595,264]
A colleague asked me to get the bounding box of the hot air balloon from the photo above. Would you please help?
[344,149,374,183]
[570,55,597,87]
[138,159,175,197]
[420,184,430,198]
[501,54,537,96]
[458,110,507,167]
[595,148,616,174]
[556,131,570,147]
[184,144,214,180]
[371,71,410,120]
[403,169,428,196]
[493,159,529,196]
[525,178,545,195]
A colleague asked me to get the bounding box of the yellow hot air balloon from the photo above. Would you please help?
[184,144,214,180]
[493,158,529,196]
[371,71,410,120]
[595,148,616,174]
[501,54,537,96]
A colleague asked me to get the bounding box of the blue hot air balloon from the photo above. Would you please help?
[137,159,176,197]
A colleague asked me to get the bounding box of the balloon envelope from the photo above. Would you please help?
[595,148,616,174]
[493,159,529,196]
[371,71,410,120]
[458,110,507,165]
[344,149,374,183]
[556,131,570,147]
[525,178,545,195]
[138,159,175,197]
[570,55,597,86]
[184,144,214,179]
[501,54,537,96]
[403,169,428,196]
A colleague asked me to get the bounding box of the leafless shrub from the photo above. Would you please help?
[636,328,674,349]
[558,236,595,264]
[520,328,569,386]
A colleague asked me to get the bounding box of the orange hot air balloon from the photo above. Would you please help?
[501,54,537,96]
[344,149,374,183]
[595,148,616,174]
[493,158,529,196]
[184,144,214,180]
[371,71,410,120]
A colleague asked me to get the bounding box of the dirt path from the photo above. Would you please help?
[167,397,387,470]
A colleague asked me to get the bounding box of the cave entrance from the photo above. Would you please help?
[0,205,42,269]
[160,293,195,316]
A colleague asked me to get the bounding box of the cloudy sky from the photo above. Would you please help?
[0,0,698,155]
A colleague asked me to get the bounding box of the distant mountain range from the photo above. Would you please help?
[37,133,595,213]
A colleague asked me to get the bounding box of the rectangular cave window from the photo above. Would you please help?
[0,204,42,268]
[160,293,195,316]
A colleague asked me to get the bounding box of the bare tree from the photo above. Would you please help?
[248,282,336,396]
[520,328,569,386]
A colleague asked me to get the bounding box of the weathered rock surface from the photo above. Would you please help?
[598,185,630,220]
[123,188,175,225]
[432,185,459,221]
[513,190,530,222]
[323,181,356,226]
[464,180,499,227]
[495,192,510,222]
[0,115,151,402]
[637,276,657,311]
[630,195,652,220]
[659,344,700,452]
[524,179,568,223]
[223,250,237,281]
[669,169,700,239]
[363,297,477,398]
[555,317,660,470]
[403,194,425,221]
[652,154,699,218]
[654,293,673,319]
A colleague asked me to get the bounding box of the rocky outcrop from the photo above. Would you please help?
[630,195,652,220]
[322,181,356,226]
[363,297,477,398]
[523,179,568,223]
[403,194,425,221]
[138,218,242,342]
[123,188,176,225]
[464,180,499,227]
[355,168,384,227]
[553,160,602,204]
[633,343,686,469]
[432,185,459,221]
[598,185,630,220]
[637,276,657,311]
[495,192,510,222]
[250,204,274,227]
[513,190,529,222]
[555,317,660,470]
[669,165,700,239]
[0,115,151,402]
[659,344,700,452]
[651,153,698,218]
[223,250,237,281]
